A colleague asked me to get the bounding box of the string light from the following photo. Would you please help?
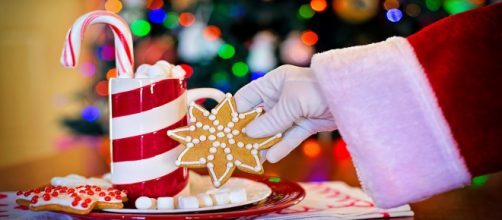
[82,106,100,122]
[310,0,327,12]
[106,68,117,80]
[148,9,167,24]
[146,0,163,10]
[301,30,318,46]
[218,44,235,59]
[105,0,123,13]
[95,81,109,96]
[232,62,249,77]
[179,12,196,27]
[302,139,321,158]
[298,4,315,19]
[131,19,151,37]
[203,25,222,41]
[164,12,179,29]
[386,8,403,22]
[179,64,193,78]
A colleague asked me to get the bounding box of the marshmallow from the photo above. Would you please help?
[211,192,230,206]
[171,65,186,79]
[147,65,165,78]
[197,193,214,207]
[157,197,175,210]
[229,189,247,204]
[177,196,199,209]
[156,60,173,74]
[135,196,157,210]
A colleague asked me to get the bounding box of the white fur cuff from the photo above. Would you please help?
[311,37,470,208]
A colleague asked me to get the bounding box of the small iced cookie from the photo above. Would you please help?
[135,196,157,210]
[177,196,199,209]
[197,193,213,207]
[229,189,247,204]
[168,93,282,188]
[157,197,175,210]
[211,192,230,206]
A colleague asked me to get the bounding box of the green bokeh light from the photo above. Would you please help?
[472,175,489,187]
[211,71,229,83]
[131,19,151,37]
[298,4,315,19]
[232,62,249,77]
[218,44,236,59]
[443,0,477,14]
[164,12,179,29]
[425,0,442,11]
[269,177,281,183]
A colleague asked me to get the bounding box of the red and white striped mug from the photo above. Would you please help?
[109,77,225,201]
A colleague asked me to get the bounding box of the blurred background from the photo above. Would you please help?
[0,0,497,191]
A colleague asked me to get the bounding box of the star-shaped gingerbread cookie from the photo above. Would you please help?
[167,93,282,187]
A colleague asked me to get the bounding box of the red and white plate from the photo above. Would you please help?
[69,173,305,219]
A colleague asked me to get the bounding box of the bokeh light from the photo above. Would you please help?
[104,0,123,13]
[148,9,167,24]
[95,81,109,96]
[146,0,163,10]
[179,64,193,78]
[79,61,96,77]
[333,138,351,160]
[232,62,249,77]
[302,139,321,158]
[131,19,151,37]
[405,4,422,17]
[425,0,442,11]
[298,4,315,19]
[164,12,179,29]
[179,12,196,27]
[203,25,222,41]
[383,0,400,10]
[472,175,489,187]
[211,71,231,92]
[443,0,479,14]
[99,44,115,61]
[82,106,100,122]
[218,44,236,59]
[251,71,266,80]
[386,8,403,22]
[301,30,318,46]
[106,68,117,80]
[310,0,327,12]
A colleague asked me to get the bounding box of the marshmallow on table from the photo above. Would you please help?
[197,193,214,208]
[229,189,247,204]
[135,196,157,210]
[178,196,199,209]
[211,192,230,206]
[157,197,175,210]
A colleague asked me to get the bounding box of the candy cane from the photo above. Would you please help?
[61,10,134,77]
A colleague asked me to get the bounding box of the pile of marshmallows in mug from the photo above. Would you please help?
[135,188,248,210]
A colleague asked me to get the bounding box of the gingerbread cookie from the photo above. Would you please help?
[167,93,282,187]
[16,185,127,215]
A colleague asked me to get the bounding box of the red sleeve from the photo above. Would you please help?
[408,3,502,177]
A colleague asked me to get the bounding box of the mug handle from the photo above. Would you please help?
[186,88,226,106]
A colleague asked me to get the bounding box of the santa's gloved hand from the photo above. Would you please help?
[234,65,337,163]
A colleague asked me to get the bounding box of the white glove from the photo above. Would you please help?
[234,65,337,163]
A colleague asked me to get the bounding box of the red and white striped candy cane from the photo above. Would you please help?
[60,10,134,77]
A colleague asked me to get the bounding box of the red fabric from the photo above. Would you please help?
[408,3,502,177]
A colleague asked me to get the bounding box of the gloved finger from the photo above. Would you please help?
[234,80,264,112]
[259,149,269,164]
[245,98,299,138]
[266,125,313,163]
